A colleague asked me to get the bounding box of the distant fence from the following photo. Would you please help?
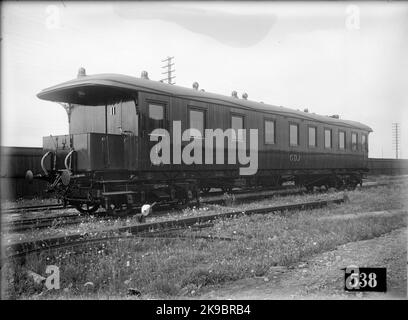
[0,146,48,200]
[1,146,407,200]
[367,158,408,175]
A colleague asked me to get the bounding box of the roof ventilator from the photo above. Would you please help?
[141,71,149,80]
[77,67,86,78]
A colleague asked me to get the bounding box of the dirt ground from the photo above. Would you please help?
[198,227,407,300]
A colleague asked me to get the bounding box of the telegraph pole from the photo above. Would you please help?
[392,123,400,159]
[161,56,176,85]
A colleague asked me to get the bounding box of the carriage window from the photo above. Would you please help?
[265,120,275,144]
[352,132,358,151]
[362,134,368,152]
[149,104,164,120]
[339,131,345,149]
[148,103,165,131]
[324,129,332,148]
[290,124,299,146]
[308,127,316,147]
[231,115,244,141]
[189,109,205,138]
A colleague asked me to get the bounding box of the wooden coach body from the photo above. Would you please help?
[35,71,372,214]
[38,73,371,182]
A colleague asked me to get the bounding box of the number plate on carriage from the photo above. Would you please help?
[344,266,387,292]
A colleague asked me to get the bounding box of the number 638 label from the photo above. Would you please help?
[344,266,386,292]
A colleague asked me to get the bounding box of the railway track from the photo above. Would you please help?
[1,203,69,215]
[3,178,400,216]
[4,195,346,259]
[3,180,397,232]
[1,185,298,215]
[3,186,303,230]
[3,188,301,232]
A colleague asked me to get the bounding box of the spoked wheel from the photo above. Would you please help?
[305,185,314,193]
[181,189,194,205]
[75,203,99,214]
[178,187,200,207]
[336,182,346,191]
[320,184,329,192]
[345,181,358,191]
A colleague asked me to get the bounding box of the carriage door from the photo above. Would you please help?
[142,95,170,170]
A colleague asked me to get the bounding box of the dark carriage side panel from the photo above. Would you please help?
[256,110,369,172]
[0,147,48,200]
[87,133,124,170]
[65,81,371,185]
[137,89,370,179]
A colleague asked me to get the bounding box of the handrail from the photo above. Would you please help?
[40,151,52,176]
[64,150,75,170]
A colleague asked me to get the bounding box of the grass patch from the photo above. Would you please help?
[2,181,407,299]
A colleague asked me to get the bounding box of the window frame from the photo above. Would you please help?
[324,128,332,149]
[187,106,206,139]
[148,102,166,121]
[307,125,317,148]
[289,122,300,147]
[362,133,368,152]
[264,118,276,145]
[146,100,167,139]
[230,113,245,142]
[351,132,358,151]
[338,130,346,150]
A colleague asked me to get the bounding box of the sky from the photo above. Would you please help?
[1,1,407,158]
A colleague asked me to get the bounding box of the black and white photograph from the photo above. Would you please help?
[0,0,407,304]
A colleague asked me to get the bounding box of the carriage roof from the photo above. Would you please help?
[37,73,372,132]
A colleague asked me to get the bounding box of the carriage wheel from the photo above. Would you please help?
[75,203,99,214]
[180,194,190,205]
[320,184,329,192]
[346,181,358,190]
[305,185,314,193]
[336,180,346,191]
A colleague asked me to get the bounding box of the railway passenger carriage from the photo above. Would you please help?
[28,69,372,214]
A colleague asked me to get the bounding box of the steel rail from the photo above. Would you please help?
[3,181,393,232]
[2,174,404,216]
[1,204,71,215]
[1,185,297,215]
[4,195,345,259]
[3,186,303,231]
